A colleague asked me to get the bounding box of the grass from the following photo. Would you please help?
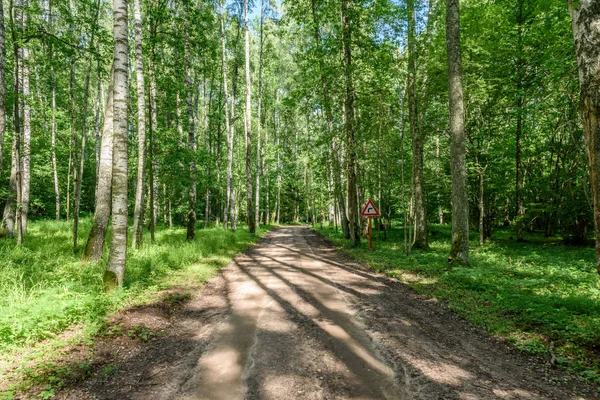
[315,223,600,386]
[0,217,270,397]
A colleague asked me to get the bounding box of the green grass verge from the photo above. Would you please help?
[315,224,600,387]
[0,218,271,397]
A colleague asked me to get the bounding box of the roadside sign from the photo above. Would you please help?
[361,199,380,251]
[361,199,380,217]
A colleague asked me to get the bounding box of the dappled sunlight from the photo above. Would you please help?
[9,226,585,399]
[491,388,539,398]
[405,356,473,386]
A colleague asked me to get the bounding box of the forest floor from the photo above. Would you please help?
[7,225,597,399]
[0,219,267,400]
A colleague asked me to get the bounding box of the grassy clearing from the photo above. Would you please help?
[315,224,600,386]
[0,217,269,359]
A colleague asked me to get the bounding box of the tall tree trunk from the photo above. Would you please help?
[132,0,147,249]
[4,0,23,243]
[148,41,157,243]
[94,60,103,196]
[446,0,468,264]
[228,8,242,232]
[2,0,18,238]
[515,0,525,242]
[203,76,212,229]
[220,0,233,231]
[255,0,265,230]
[84,68,114,263]
[276,119,281,225]
[105,0,129,288]
[407,0,428,249]
[479,167,485,246]
[68,55,77,226]
[568,0,600,274]
[341,0,359,246]
[66,146,71,220]
[244,0,255,234]
[49,0,60,221]
[0,0,5,176]
[20,7,30,234]
[436,136,443,224]
[185,12,197,241]
[51,63,59,220]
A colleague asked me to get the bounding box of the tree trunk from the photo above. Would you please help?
[84,67,114,263]
[220,0,233,230]
[185,12,197,241]
[568,0,600,274]
[0,0,5,176]
[203,76,212,229]
[446,0,469,264]
[341,0,359,246]
[2,22,18,237]
[148,47,157,243]
[244,0,255,234]
[94,60,103,198]
[255,0,265,230]
[5,0,23,243]
[479,169,485,246]
[407,0,428,249]
[276,131,281,225]
[49,0,60,221]
[228,9,242,232]
[105,0,129,288]
[436,136,443,224]
[20,9,30,234]
[51,62,59,220]
[1,0,14,236]
[132,0,147,249]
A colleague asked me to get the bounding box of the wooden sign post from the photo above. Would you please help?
[361,199,380,250]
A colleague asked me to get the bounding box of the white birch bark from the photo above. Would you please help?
[105,0,129,287]
[132,0,147,249]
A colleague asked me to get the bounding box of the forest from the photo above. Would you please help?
[1,0,600,397]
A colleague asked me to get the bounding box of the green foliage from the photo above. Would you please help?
[0,218,266,352]
[317,224,600,383]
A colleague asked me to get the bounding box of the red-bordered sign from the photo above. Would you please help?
[361,199,380,217]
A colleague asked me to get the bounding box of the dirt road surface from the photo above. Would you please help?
[59,226,596,400]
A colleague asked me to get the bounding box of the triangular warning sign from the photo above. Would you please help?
[361,199,380,217]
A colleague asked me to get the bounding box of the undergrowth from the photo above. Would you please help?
[0,218,270,397]
[316,223,600,387]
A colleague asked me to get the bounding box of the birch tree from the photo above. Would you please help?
[105,0,129,287]
[132,0,147,249]
[255,0,265,230]
[244,0,255,234]
[0,0,5,177]
[220,0,233,230]
[84,69,114,263]
[20,4,30,234]
[185,8,197,241]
